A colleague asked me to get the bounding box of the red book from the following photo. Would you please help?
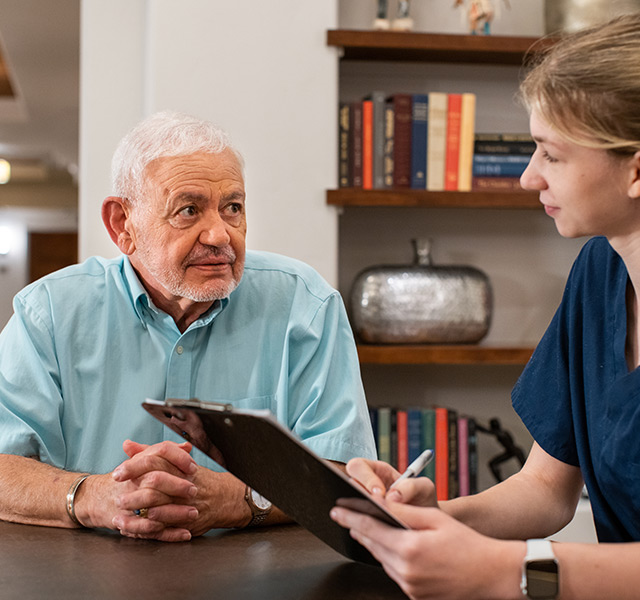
[362,100,373,190]
[444,93,462,191]
[390,94,412,188]
[434,407,449,501]
[396,409,409,473]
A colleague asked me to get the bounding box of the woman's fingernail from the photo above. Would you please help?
[386,490,402,502]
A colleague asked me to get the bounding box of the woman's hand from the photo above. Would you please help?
[346,458,438,507]
[331,501,524,600]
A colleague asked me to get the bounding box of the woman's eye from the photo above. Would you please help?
[542,150,558,163]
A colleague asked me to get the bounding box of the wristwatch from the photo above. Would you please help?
[521,539,559,599]
[244,485,272,527]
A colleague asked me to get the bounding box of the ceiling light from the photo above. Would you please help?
[0,159,10,184]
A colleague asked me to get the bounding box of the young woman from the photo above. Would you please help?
[331,14,640,600]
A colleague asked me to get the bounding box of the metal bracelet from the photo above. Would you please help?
[65,474,90,527]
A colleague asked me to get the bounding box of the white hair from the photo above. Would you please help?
[110,110,244,202]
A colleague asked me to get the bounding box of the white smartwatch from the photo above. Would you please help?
[521,539,559,599]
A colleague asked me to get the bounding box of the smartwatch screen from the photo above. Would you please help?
[526,559,558,599]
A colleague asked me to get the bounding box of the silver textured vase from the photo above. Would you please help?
[350,239,493,344]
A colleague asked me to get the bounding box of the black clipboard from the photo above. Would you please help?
[142,398,408,565]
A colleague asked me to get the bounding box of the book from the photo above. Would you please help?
[410,94,429,189]
[407,408,423,466]
[468,417,479,495]
[447,408,459,499]
[421,408,436,481]
[362,99,373,189]
[383,100,394,188]
[457,93,476,192]
[471,177,524,192]
[349,101,363,187]
[474,139,535,156]
[444,93,462,191]
[457,416,470,496]
[426,92,448,191]
[369,406,379,458]
[338,103,350,187]
[396,409,408,473]
[389,94,412,188]
[390,408,398,468]
[434,406,449,501]
[377,407,391,464]
[472,161,528,178]
[475,132,534,143]
[366,91,387,189]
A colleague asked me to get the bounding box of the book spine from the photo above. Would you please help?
[472,161,528,178]
[338,103,350,187]
[407,408,423,466]
[447,409,459,499]
[474,140,535,155]
[383,100,395,189]
[426,92,448,192]
[434,406,449,501]
[457,93,476,192]
[362,100,373,190]
[475,132,534,143]
[396,409,408,473]
[468,417,478,495]
[421,408,436,481]
[444,93,462,191]
[471,177,523,192]
[390,408,398,469]
[377,407,391,464]
[391,94,412,188]
[371,91,387,189]
[410,94,428,189]
[457,416,469,497]
[350,101,363,188]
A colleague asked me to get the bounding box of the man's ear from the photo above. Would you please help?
[102,196,136,255]
[628,151,640,200]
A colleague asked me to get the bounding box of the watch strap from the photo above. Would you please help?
[521,539,558,599]
[243,485,272,527]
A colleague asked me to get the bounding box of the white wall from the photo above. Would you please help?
[79,0,339,285]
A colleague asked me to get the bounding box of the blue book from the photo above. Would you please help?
[410,94,428,189]
[407,408,423,466]
[472,160,528,177]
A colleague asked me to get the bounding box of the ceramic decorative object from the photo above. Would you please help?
[545,0,640,34]
[350,239,493,344]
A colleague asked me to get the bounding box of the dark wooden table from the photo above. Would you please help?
[0,520,407,599]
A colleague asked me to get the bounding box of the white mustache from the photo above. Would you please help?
[186,245,236,265]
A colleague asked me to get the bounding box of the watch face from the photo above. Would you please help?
[251,489,272,511]
[526,559,558,599]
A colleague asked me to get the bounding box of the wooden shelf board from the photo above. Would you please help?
[357,344,534,365]
[327,29,553,65]
[327,188,541,209]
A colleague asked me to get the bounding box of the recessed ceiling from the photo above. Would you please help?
[0,0,79,178]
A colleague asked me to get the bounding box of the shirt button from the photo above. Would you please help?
[176,346,184,355]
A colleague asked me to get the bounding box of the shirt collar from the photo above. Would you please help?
[121,255,229,328]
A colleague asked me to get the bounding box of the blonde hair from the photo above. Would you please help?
[520,14,640,156]
[111,110,244,203]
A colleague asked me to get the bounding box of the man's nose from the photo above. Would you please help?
[199,212,231,247]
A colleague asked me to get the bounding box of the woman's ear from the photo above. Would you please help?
[101,196,136,255]
[628,151,640,200]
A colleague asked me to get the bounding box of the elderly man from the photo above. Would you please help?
[0,111,375,542]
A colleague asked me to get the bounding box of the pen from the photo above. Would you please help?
[390,449,434,489]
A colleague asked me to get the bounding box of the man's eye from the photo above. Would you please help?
[178,206,198,217]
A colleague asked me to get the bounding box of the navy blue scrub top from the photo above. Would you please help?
[513,236,640,542]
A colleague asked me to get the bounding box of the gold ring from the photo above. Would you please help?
[135,508,149,518]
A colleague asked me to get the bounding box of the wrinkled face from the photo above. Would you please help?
[520,109,635,240]
[128,149,247,305]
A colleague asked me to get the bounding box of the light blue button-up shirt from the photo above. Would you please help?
[0,251,376,474]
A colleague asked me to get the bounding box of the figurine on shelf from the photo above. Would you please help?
[373,0,414,31]
[453,0,510,35]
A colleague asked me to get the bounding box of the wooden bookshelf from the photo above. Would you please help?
[327,188,540,209]
[326,29,554,65]
[357,344,534,365]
